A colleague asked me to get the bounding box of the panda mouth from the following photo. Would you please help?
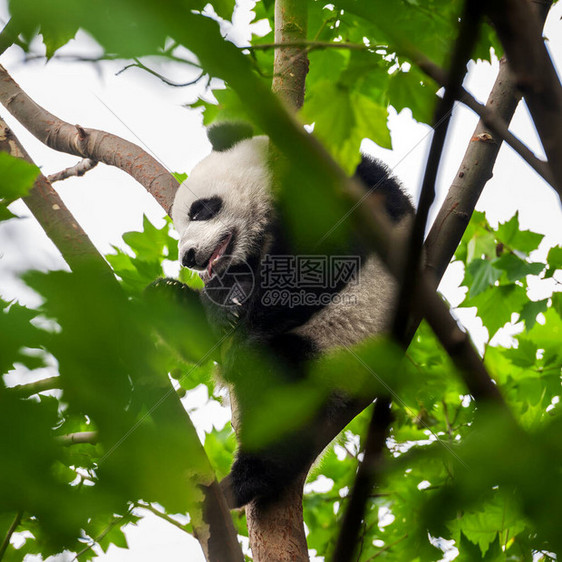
[202,231,234,281]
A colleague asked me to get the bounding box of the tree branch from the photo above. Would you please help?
[9,376,61,397]
[136,501,192,533]
[47,158,98,183]
[0,118,116,278]
[0,66,179,214]
[486,0,562,199]
[413,54,555,190]
[423,0,552,289]
[57,431,98,446]
[0,118,241,562]
[247,39,554,189]
[271,0,309,110]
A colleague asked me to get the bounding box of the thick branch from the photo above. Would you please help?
[271,0,309,110]
[424,0,552,289]
[246,474,308,562]
[424,58,520,285]
[486,0,562,199]
[0,66,179,214]
[0,119,241,562]
[0,118,115,278]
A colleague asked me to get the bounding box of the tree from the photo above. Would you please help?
[0,0,561,561]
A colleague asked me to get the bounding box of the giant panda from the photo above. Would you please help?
[171,125,413,508]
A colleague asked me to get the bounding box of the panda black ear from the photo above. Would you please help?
[207,121,254,152]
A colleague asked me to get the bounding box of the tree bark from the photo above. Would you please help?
[272,0,308,110]
[0,118,115,279]
[424,0,552,289]
[246,474,309,562]
[486,0,562,199]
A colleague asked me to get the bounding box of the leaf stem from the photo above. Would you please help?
[0,512,23,561]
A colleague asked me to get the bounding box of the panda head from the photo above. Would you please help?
[172,130,273,283]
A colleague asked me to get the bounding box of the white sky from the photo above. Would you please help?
[0,1,561,560]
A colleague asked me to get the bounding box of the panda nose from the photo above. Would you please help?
[182,248,196,268]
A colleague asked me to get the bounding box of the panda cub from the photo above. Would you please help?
[171,125,413,508]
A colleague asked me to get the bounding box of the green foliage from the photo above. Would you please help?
[2,1,559,561]
[0,152,39,221]
[457,212,548,338]
[1,217,221,557]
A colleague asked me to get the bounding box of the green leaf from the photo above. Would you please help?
[504,338,538,368]
[496,212,544,255]
[465,259,502,297]
[461,284,527,338]
[388,66,436,124]
[552,291,562,319]
[545,245,562,278]
[0,205,18,221]
[493,253,545,283]
[204,424,236,480]
[42,23,78,59]
[172,171,188,183]
[447,492,525,556]
[210,0,236,21]
[302,80,356,170]
[191,88,253,127]
[519,298,548,331]
[0,152,39,203]
[352,91,391,150]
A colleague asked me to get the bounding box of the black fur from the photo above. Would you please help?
[207,122,255,152]
[355,155,413,222]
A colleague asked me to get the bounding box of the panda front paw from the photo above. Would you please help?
[220,453,280,508]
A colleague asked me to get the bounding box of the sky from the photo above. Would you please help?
[0,1,561,561]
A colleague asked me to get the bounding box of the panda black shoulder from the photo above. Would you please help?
[354,156,414,222]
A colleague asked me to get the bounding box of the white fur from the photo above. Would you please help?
[172,137,272,268]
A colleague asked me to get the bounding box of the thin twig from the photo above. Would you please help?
[364,534,408,561]
[116,58,206,88]
[9,376,61,397]
[47,158,98,183]
[72,509,134,561]
[0,118,115,277]
[135,501,192,534]
[0,512,23,561]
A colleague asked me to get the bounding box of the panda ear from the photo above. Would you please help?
[207,121,254,152]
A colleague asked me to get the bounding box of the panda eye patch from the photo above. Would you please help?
[189,196,223,221]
